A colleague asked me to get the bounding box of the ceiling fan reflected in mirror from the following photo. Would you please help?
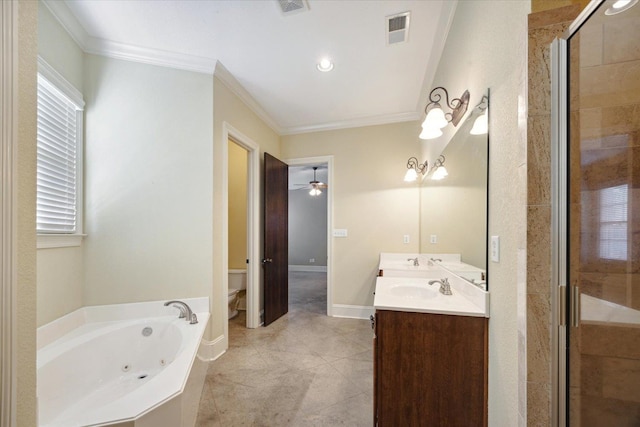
[293,166,328,196]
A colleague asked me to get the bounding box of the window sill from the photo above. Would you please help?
[37,234,86,249]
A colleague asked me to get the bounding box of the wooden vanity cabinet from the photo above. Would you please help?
[373,309,488,427]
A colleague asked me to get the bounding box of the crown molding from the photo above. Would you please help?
[84,38,217,75]
[280,111,420,135]
[42,0,90,50]
[213,62,283,135]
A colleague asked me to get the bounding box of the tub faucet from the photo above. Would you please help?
[407,257,419,266]
[164,300,198,324]
[428,278,453,295]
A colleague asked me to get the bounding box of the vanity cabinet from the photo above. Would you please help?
[373,309,488,427]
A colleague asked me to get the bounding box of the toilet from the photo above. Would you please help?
[228,269,247,319]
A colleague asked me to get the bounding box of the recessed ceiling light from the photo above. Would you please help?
[605,0,638,15]
[316,58,334,72]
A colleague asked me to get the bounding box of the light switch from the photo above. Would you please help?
[430,234,437,244]
[491,235,500,262]
[403,235,410,244]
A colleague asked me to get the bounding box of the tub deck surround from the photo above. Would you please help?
[37,298,209,427]
[374,275,489,317]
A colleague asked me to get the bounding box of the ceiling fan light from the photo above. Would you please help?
[309,187,322,196]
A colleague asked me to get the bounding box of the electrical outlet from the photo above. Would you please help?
[332,229,348,237]
[309,258,315,263]
[430,234,437,244]
[403,235,410,244]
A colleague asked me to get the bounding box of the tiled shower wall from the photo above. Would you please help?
[526,4,583,426]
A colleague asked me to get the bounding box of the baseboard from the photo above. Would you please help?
[198,334,226,362]
[288,265,327,272]
[331,304,374,320]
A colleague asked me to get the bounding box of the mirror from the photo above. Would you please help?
[419,90,489,289]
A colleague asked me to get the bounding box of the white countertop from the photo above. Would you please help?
[374,276,489,318]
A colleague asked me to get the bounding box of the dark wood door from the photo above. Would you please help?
[263,152,288,326]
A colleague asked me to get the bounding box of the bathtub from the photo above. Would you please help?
[37,297,210,427]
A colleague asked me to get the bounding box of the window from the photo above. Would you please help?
[36,58,84,248]
[598,184,628,261]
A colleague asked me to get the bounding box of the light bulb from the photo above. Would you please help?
[423,106,448,129]
[431,166,448,180]
[606,0,638,14]
[317,58,334,72]
[470,112,488,135]
[419,126,443,140]
[404,168,418,182]
[309,188,322,196]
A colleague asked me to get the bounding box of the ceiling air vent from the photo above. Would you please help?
[386,12,411,45]
[278,0,309,15]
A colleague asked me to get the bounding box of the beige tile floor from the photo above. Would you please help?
[195,272,374,426]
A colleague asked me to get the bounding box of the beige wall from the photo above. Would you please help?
[212,74,280,337]
[17,1,38,424]
[82,55,214,308]
[281,122,421,307]
[228,139,248,270]
[36,0,85,326]
[424,1,530,425]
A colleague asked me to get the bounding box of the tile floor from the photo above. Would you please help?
[195,271,374,426]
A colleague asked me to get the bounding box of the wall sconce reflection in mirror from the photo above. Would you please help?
[404,156,428,182]
[470,95,489,135]
[430,155,448,180]
[419,87,470,140]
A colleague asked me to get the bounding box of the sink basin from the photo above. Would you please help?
[389,285,437,299]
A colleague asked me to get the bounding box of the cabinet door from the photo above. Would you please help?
[376,310,487,426]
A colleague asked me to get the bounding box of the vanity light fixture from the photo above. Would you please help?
[470,95,489,135]
[605,0,638,14]
[317,57,334,72]
[430,155,448,181]
[404,157,428,182]
[419,87,470,140]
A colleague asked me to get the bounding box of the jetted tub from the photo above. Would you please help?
[37,298,210,427]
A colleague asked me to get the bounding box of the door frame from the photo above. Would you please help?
[222,122,261,333]
[1,1,18,424]
[550,1,605,425]
[285,156,334,316]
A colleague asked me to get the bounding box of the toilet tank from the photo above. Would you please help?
[228,269,247,291]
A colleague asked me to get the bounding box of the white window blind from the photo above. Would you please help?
[36,73,83,234]
[599,184,628,261]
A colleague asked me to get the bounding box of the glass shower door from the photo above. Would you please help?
[565,0,640,425]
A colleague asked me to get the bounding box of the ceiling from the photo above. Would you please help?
[45,0,457,135]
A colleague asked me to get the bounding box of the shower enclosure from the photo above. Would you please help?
[552,0,640,425]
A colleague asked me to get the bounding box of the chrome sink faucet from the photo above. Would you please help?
[428,278,453,295]
[428,257,442,266]
[164,300,198,324]
[407,257,419,266]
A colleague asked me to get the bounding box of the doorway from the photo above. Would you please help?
[553,0,640,424]
[227,138,248,335]
[222,123,260,339]
[286,156,333,316]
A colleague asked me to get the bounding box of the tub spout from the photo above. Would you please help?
[164,300,198,324]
